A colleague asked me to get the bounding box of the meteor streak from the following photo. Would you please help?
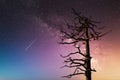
[25,38,37,51]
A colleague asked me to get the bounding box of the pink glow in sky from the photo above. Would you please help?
[0,0,120,80]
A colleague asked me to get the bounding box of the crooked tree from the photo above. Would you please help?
[59,9,109,80]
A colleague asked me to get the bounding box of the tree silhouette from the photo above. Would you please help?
[59,8,110,80]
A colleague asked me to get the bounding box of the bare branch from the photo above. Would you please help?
[61,30,77,40]
[91,68,96,72]
[77,47,86,57]
[63,57,86,68]
[97,30,112,38]
[59,40,79,44]
[60,52,79,58]
[70,58,86,62]
[77,67,86,71]
[62,72,84,78]
[61,64,83,68]
[71,8,81,18]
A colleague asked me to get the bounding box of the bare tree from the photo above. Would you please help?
[59,8,110,80]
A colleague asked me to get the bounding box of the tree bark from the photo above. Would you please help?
[85,26,91,80]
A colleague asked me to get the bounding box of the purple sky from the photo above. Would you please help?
[0,0,120,80]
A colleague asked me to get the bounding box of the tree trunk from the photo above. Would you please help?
[85,26,91,80]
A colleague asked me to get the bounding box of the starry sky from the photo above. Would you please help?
[0,0,120,80]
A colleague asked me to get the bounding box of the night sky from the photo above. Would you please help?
[0,0,120,80]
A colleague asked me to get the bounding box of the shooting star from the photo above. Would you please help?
[25,38,37,51]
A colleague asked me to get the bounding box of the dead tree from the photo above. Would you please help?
[59,8,110,80]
